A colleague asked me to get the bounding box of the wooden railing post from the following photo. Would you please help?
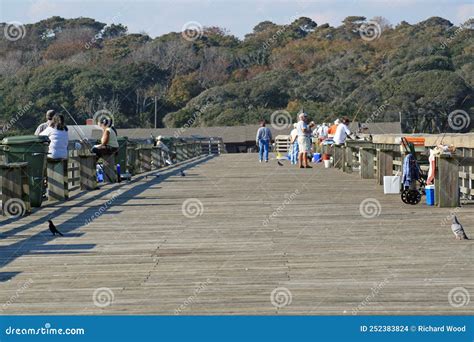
[360,148,376,179]
[138,147,152,172]
[376,149,394,186]
[151,147,162,169]
[1,162,31,217]
[175,143,182,162]
[435,155,460,208]
[78,153,98,190]
[47,159,69,201]
[334,145,346,170]
[102,154,117,183]
[344,145,353,173]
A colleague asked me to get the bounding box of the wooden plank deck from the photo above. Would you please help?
[0,153,472,315]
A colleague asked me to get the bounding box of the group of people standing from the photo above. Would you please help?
[256,112,353,168]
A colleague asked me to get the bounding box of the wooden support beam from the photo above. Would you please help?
[435,155,460,208]
[46,159,69,202]
[376,149,394,186]
[360,148,376,179]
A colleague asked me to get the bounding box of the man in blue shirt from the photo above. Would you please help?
[256,120,272,162]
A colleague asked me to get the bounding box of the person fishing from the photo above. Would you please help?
[92,117,119,157]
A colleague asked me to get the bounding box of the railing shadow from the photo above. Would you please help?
[0,155,215,272]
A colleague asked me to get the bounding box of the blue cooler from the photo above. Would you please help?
[313,153,322,163]
[425,185,435,206]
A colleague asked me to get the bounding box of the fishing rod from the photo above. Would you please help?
[60,104,94,149]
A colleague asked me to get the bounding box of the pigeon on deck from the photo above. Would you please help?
[48,220,63,236]
[277,160,284,166]
[451,215,468,240]
[180,170,186,177]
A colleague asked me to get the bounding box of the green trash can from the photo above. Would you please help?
[1,135,50,207]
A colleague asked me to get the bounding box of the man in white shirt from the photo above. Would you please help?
[296,113,315,168]
[333,117,352,145]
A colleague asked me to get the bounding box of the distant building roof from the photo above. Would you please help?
[349,122,402,135]
[68,125,103,141]
[117,122,402,143]
[118,125,288,144]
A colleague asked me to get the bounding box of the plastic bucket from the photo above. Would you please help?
[322,153,330,161]
[324,159,331,168]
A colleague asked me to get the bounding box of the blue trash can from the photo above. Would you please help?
[425,185,435,206]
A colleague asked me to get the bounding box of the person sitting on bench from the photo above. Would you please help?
[92,118,119,157]
[40,114,69,160]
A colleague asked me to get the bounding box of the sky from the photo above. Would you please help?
[1,0,473,38]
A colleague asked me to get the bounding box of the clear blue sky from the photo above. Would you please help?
[1,0,473,38]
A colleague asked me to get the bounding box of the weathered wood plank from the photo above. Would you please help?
[0,154,472,315]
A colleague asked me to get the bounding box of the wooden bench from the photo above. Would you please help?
[1,162,31,217]
[46,158,69,202]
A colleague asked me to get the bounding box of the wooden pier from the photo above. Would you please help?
[0,153,472,315]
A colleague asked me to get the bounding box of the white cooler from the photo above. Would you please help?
[383,176,401,194]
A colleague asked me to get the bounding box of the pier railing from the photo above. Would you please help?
[1,136,222,216]
[320,134,474,207]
